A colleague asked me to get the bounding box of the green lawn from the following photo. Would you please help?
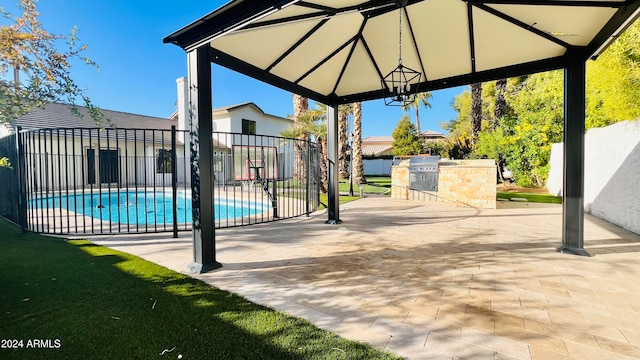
[275,176,393,195]
[318,193,361,209]
[0,220,399,360]
[497,191,562,204]
[338,176,391,195]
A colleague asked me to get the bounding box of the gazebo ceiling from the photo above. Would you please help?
[164,0,640,105]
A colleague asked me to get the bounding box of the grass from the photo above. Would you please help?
[338,176,391,195]
[0,220,399,360]
[274,176,392,195]
[317,193,361,209]
[497,191,562,204]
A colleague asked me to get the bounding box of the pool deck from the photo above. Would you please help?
[90,197,640,360]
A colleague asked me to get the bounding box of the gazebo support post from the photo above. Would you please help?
[187,46,222,272]
[558,51,591,256]
[326,104,341,224]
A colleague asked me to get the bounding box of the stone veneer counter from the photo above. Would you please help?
[391,159,496,209]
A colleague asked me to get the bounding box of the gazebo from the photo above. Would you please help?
[164,0,640,272]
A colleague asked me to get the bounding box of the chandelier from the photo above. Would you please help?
[381,0,421,107]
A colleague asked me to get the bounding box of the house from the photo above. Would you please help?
[172,77,293,138]
[419,130,446,142]
[0,79,294,190]
[0,103,185,190]
[362,136,394,156]
[362,129,446,157]
[172,77,295,183]
[0,102,176,137]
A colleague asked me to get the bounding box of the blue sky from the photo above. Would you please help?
[4,0,467,137]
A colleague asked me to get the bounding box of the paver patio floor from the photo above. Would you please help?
[92,197,640,359]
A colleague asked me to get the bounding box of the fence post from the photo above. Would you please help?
[15,127,27,233]
[305,141,310,216]
[171,126,178,238]
[272,176,278,219]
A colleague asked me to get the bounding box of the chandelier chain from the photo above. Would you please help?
[398,7,403,65]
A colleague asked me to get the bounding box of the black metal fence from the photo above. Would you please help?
[0,127,320,235]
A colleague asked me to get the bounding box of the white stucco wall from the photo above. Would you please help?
[546,142,563,197]
[547,119,640,234]
[20,135,187,191]
[175,78,292,138]
[225,106,293,137]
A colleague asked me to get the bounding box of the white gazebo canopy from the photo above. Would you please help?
[165,0,640,104]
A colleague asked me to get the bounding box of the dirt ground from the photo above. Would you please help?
[496,183,549,194]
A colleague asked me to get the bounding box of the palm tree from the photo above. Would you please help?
[281,107,328,193]
[310,117,328,194]
[338,103,353,180]
[471,83,482,145]
[401,91,432,136]
[351,102,366,185]
[292,94,308,181]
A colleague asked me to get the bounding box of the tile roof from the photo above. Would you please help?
[420,130,445,137]
[10,102,175,131]
[362,144,393,156]
[363,136,393,143]
[169,102,274,120]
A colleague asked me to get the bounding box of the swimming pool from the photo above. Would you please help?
[30,191,267,224]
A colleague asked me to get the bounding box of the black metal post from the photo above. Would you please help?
[171,126,179,238]
[15,127,27,232]
[187,46,222,272]
[326,105,341,224]
[558,51,591,256]
[305,142,310,216]
[272,177,278,218]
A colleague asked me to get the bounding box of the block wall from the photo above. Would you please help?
[547,119,640,235]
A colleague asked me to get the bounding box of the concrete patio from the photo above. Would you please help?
[92,197,640,359]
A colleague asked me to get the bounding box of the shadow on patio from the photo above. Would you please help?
[95,197,640,360]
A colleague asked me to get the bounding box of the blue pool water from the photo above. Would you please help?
[30,191,266,224]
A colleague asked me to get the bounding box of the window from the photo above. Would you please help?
[242,119,256,135]
[156,149,173,174]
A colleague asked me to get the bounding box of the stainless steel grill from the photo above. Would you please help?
[409,156,440,192]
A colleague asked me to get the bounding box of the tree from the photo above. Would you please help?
[468,22,640,188]
[351,102,366,185]
[586,20,640,127]
[292,94,308,181]
[314,120,329,194]
[0,0,104,125]
[338,103,352,179]
[292,94,308,120]
[471,72,563,187]
[494,79,507,126]
[470,82,482,144]
[423,140,446,156]
[0,157,11,168]
[440,91,473,159]
[401,91,432,135]
[281,105,328,192]
[392,115,422,156]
